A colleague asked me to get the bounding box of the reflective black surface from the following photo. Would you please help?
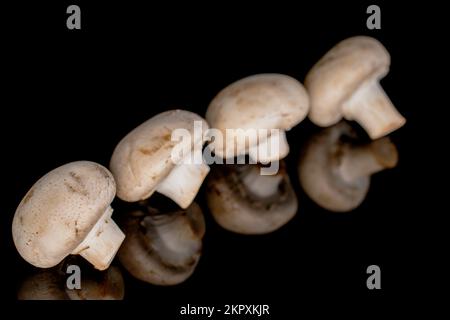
[1,1,436,317]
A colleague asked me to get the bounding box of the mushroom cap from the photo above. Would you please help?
[206,74,309,157]
[305,36,390,126]
[110,110,209,202]
[206,162,298,234]
[298,122,369,212]
[12,161,116,268]
[118,203,205,285]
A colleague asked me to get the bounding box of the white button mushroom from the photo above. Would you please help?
[12,161,125,271]
[110,110,210,209]
[206,74,309,163]
[298,122,399,212]
[305,36,406,139]
[118,202,205,285]
[206,162,298,234]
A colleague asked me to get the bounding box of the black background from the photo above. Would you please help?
[1,0,441,317]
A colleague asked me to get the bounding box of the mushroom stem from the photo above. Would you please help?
[342,81,406,139]
[241,166,283,198]
[338,137,399,183]
[156,161,210,209]
[71,207,125,271]
[248,130,289,164]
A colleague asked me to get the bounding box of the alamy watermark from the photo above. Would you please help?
[66,5,81,30]
[169,121,283,175]
[67,5,382,31]
[366,265,381,290]
[66,264,81,290]
[366,5,381,30]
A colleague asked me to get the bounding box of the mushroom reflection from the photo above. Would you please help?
[118,202,205,286]
[18,269,67,300]
[298,122,398,212]
[206,161,298,235]
[18,259,124,300]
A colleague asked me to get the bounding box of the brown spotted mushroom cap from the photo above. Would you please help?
[12,161,123,270]
[110,110,210,208]
[206,74,309,159]
[305,36,405,139]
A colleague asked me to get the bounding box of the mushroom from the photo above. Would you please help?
[206,162,298,234]
[305,36,406,139]
[110,110,210,209]
[298,122,399,212]
[12,161,125,271]
[206,74,309,163]
[18,263,125,300]
[118,202,205,285]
